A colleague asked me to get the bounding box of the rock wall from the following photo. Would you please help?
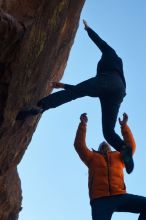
[0,0,85,219]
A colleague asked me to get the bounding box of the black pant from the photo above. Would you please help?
[38,73,126,151]
[90,194,146,220]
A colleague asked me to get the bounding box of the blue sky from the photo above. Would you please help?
[18,1,146,220]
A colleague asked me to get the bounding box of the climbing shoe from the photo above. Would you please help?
[121,145,134,174]
[16,108,43,120]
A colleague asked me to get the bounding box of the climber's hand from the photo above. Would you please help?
[83,19,89,30]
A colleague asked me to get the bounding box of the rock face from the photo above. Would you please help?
[0,0,85,219]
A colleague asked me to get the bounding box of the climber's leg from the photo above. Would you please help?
[16,76,103,120]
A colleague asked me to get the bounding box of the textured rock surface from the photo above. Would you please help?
[0,0,85,219]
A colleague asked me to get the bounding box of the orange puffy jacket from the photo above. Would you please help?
[74,122,136,201]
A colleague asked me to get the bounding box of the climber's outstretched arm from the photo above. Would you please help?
[83,19,114,53]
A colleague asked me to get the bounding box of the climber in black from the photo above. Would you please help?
[16,20,134,174]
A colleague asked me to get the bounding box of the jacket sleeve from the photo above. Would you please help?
[121,124,136,154]
[74,122,93,166]
[86,27,115,53]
